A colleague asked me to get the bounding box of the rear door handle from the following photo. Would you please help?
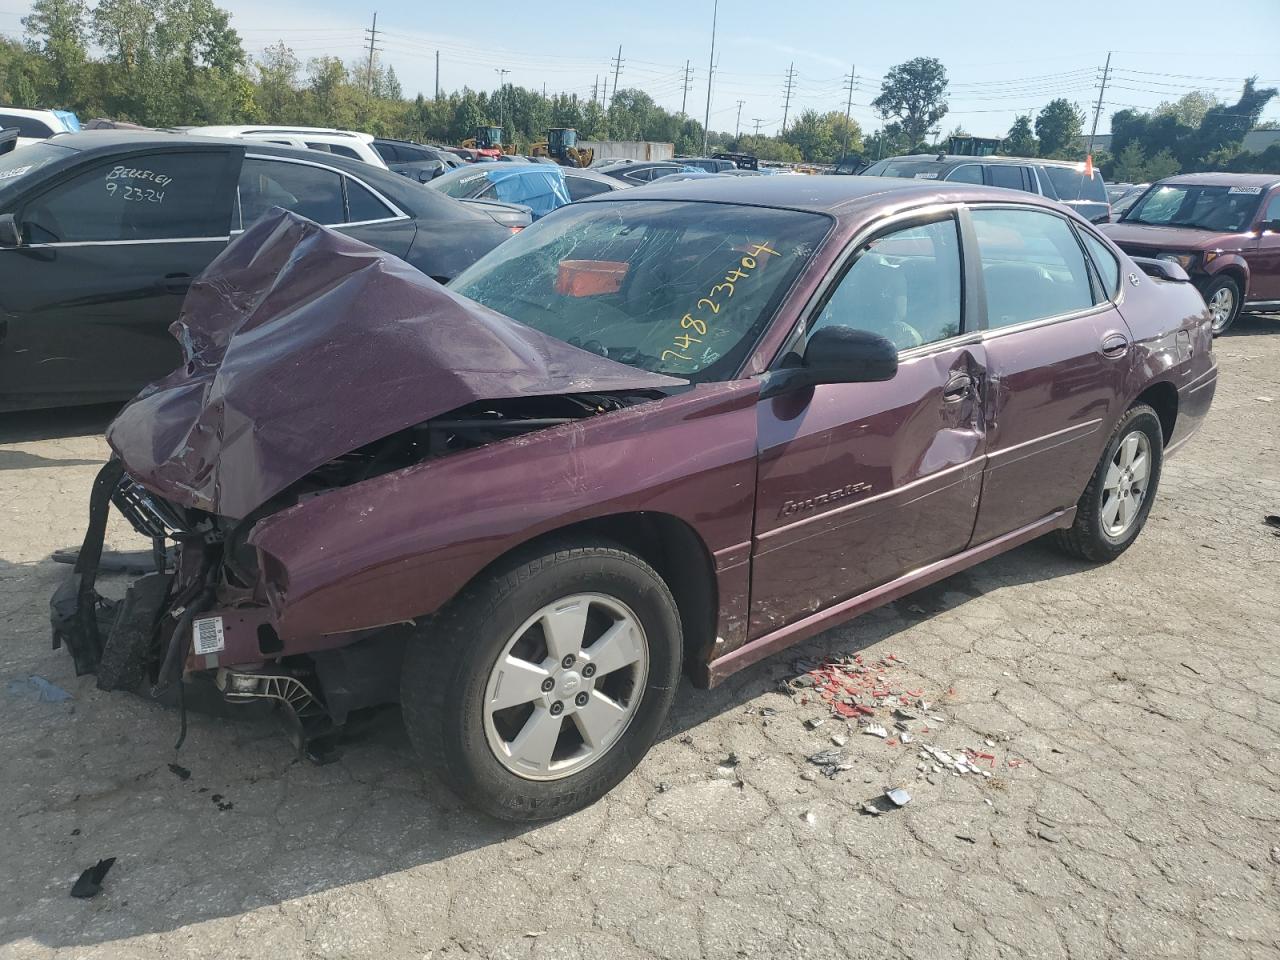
[159,273,191,295]
[943,373,973,400]
[1100,333,1130,358]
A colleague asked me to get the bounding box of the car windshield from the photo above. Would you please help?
[1041,166,1108,203]
[1123,183,1263,232]
[862,159,948,180]
[449,199,831,382]
[427,166,493,199]
[0,141,74,194]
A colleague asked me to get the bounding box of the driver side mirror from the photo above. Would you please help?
[0,212,21,248]
[759,326,898,399]
[416,161,446,183]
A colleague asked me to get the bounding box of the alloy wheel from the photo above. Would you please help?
[1101,430,1152,538]
[482,593,649,781]
[1209,286,1235,333]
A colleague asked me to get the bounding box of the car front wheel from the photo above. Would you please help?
[1054,403,1164,562]
[1202,275,1241,336]
[401,540,681,821]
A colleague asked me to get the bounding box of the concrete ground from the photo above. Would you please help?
[1,316,1278,960]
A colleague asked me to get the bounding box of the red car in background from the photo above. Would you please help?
[1102,173,1280,334]
[56,177,1216,820]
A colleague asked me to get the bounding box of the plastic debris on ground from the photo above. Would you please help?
[70,858,116,898]
[860,788,911,816]
[7,675,72,702]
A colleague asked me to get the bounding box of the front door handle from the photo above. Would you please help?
[942,373,973,400]
[1100,333,1130,358]
[159,273,192,295]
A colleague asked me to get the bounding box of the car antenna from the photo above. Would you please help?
[936,151,945,161]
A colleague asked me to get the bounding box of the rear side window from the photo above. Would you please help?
[327,144,362,161]
[971,208,1095,328]
[564,175,614,201]
[373,141,399,162]
[1041,166,1108,203]
[987,165,1026,191]
[1080,230,1121,297]
[946,164,983,185]
[23,151,233,243]
[236,158,344,227]
[344,178,394,222]
[1264,192,1280,223]
[0,112,55,139]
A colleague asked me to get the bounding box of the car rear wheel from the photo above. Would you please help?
[1054,403,1164,562]
[401,540,681,821]
[1202,275,1241,336]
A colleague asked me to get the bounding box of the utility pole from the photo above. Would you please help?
[841,64,856,159]
[363,12,380,99]
[781,62,796,133]
[752,117,763,136]
[434,50,439,100]
[1087,50,1113,159]
[734,100,744,139]
[610,45,624,109]
[701,0,718,154]
[592,75,598,105]
[680,59,693,116]
[494,68,509,133]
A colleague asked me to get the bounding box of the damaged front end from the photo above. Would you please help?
[52,208,680,757]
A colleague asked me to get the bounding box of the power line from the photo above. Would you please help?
[752,118,764,136]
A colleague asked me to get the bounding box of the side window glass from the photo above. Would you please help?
[344,178,394,222]
[1080,230,1121,298]
[987,165,1024,191]
[972,208,1095,327]
[947,164,983,185]
[1264,193,1280,224]
[811,218,963,351]
[237,158,344,228]
[564,176,612,201]
[328,144,362,160]
[23,152,231,243]
[373,142,398,163]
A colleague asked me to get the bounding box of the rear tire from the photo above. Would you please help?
[1054,404,1164,562]
[1202,275,1241,336]
[401,540,681,821]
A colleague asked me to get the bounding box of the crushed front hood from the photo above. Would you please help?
[107,209,682,519]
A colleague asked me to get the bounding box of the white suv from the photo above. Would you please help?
[183,126,388,169]
[0,107,81,148]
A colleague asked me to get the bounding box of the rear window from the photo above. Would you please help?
[0,112,56,139]
[862,159,947,180]
[0,141,73,193]
[428,167,493,199]
[449,200,831,382]
[1041,166,1107,203]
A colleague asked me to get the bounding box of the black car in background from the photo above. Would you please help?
[862,154,1111,223]
[373,138,464,182]
[0,132,519,412]
[594,160,690,184]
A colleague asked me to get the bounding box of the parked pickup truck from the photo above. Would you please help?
[1101,173,1280,334]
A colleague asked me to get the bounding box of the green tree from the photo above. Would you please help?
[252,42,300,124]
[1034,98,1085,156]
[22,0,89,108]
[872,57,948,148]
[1143,148,1180,180]
[1154,90,1219,127]
[1005,114,1038,156]
[1111,142,1148,182]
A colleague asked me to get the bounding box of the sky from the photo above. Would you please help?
[2,0,1279,138]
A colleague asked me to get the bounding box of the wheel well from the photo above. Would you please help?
[496,513,719,680]
[1135,381,1177,445]
[1210,266,1247,297]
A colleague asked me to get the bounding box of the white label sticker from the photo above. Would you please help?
[193,616,225,655]
[1228,186,1262,195]
[913,171,940,179]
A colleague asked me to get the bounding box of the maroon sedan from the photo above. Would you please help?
[1101,172,1280,334]
[55,177,1217,820]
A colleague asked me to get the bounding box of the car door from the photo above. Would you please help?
[0,148,236,407]
[234,155,415,258]
[749,211,987,637]
[968,205,1134,543]
[1249,189,1280,302]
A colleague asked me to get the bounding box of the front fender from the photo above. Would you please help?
[1201,252,1250,295]
[248,382,760,641]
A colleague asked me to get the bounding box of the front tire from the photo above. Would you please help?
[1202,275,1241,336]
[1054,404,1164,562]
[401,540,681,821]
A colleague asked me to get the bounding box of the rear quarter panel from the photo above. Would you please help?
[248,382,760,645]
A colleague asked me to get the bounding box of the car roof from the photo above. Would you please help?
[1156,171,1280,189]
[881,153,1090,169]
[0,105,60,118]
[580,172,1073,220]
[561,167,626,187]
